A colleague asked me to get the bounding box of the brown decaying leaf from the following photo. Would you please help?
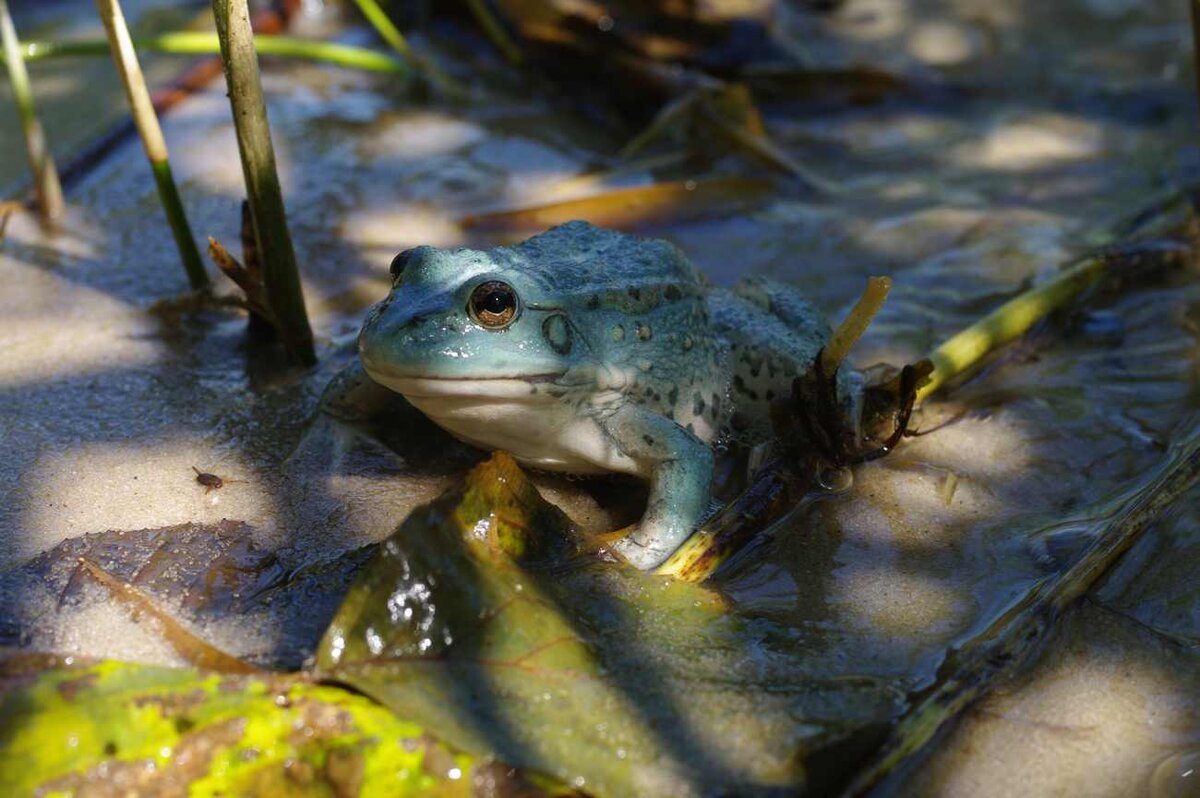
[459,177,772,233]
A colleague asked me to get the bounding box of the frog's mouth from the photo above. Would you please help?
[365,369,566,400]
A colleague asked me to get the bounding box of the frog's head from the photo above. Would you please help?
[358,242,581,401]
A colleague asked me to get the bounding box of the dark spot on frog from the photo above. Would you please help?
[667,386,678,405]
[542,313,573,355]
[665,285,682,301]
[643,434,655,445]
[628,287,641,300]
[694,394,706,415]
[103,741,118,756]
[636,322,652,341]
[192,467,223,494]
[175,716,196,734]
[585,295,600,310]
[686,422,695,434]
[732,374,761,399]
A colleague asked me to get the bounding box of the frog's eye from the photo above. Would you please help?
[389,249,416,282]
[469,281,519,329]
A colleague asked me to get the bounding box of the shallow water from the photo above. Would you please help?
[2,0,1199,793]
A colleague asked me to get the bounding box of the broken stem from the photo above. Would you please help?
[96,0,208,289]
[821,276,892,376]
[0,0,63,222]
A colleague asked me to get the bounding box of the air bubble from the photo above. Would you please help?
[817,465,853,492]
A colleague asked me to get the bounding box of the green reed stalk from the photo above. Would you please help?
[18,32,407,74]
[212,0,315,366]
[349,0,466,97]
[464,0,522,65]
[0,0,63,222]
[96,0,208,289]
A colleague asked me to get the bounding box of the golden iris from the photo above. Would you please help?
[469,281,518,328]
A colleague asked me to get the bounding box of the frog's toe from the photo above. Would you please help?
[610,536,669,570]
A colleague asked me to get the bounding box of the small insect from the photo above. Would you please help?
[192,466,225,494]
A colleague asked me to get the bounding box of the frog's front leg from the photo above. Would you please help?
[596,403,714,570]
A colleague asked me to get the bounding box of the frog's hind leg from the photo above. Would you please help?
[732,276,833,342]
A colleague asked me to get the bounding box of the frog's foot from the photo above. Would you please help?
[611,531,682,571]
[592,524,637,547]
[589,515,693,571]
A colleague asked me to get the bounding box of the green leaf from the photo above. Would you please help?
[0,657,474,797]
[317,453,894,797]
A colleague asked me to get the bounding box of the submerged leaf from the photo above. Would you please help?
[317,453,895,797]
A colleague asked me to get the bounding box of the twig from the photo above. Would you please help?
[698,99,846,195]
[212,0,316,366]
[17,32,408,73]
[821,276,892,375]
[0,0,63,222]
[207,236,273,323]
[96,0,208,289]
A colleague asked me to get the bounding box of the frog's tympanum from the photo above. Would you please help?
[359,221,856,569]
